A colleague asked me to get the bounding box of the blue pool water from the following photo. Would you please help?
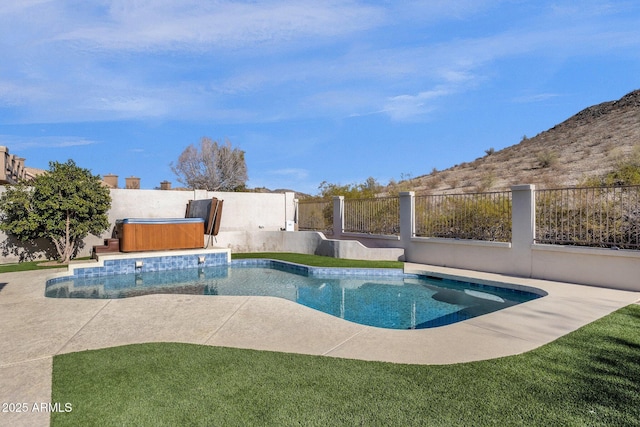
[45,261,541,329]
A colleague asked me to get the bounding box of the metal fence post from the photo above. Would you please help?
[333,196,344,238]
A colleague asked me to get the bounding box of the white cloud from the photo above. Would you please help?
[381,88,449,121]
[0,135,98,150]
[378,65,483,121]
[1,0,639,125]
[512,93,562,103]
[0,0,51,15]
[269,168,309,181]
[393,0,505,21]
[50,1,385,51]
[0,81,32,107]
[86,96,170,118]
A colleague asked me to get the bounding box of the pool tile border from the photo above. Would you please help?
[46,249,232,284]
[46,254,544,305]
[230,258,407,278]
[46,255,410,289]
[229,260,541,299]
[45,253,546,310]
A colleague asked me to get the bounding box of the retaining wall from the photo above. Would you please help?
[3,184,639,291]
[328,188,640,291]
[0,187,296,262]
[0,187,401,263]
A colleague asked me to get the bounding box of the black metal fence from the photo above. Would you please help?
[535,186,640,249]
[297,199,333,235]
[414,191,512,242]
[343,197,400,236]
[297,186,640,250]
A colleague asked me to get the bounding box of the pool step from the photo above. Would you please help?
[92,238,120,259]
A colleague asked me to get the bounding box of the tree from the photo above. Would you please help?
[0,160,111,263]
[316,176,382,200]
[170,137,248,191]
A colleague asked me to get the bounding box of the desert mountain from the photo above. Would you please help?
[398,89,640,195]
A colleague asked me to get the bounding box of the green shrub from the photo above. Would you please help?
[581,145,640,187]
[536,150,559,168]
[416,194,512,242]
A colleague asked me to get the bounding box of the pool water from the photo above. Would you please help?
[45,264,540,329]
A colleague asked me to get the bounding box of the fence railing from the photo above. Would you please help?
[344,197,400,236]
[414,191,512,242]
[297,199,333,235]
[535,186,640,249]
[296,186,640,250]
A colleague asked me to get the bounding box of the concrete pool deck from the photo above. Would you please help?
[1,264,639,427]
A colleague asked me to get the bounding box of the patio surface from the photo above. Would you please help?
[1,264,639,426]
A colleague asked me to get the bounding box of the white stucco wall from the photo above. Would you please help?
[405,238,515,274]
[0,187,297,262]
[531,245,640,291]
[213,230,404,261]
[410,192,640,291]
[2,184,639,291]
[328,189,640,291]
[104,189,294,233]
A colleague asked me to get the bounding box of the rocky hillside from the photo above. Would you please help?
[399,89,640,194]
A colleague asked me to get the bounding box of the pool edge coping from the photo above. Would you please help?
[45,254,546,302]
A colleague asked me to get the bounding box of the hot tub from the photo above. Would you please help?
[115,218,205,252]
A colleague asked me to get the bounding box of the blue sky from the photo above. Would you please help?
[1,1,639,194]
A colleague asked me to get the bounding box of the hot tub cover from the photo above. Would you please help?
[116,218,204,225]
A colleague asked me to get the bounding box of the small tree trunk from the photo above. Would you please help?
[62,244,73,264]
[51,212,73,263]
[51,238,64,263]
[62,213,72,263]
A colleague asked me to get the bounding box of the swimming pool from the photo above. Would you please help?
[46,259,542,329]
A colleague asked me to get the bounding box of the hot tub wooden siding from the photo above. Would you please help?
[116,219,205,252]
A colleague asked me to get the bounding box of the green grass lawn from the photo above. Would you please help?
[51,305,640,426]
[0,253,400,274]
[231,252,403,269]
[0,260,68,273]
